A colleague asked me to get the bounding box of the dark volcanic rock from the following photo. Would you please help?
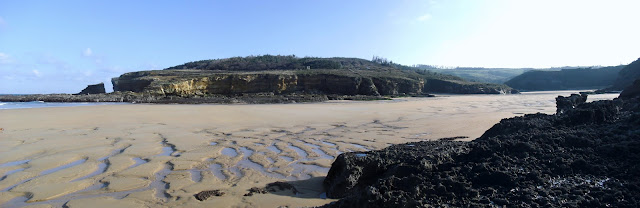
[321,84,640,207]
[323,141,470,200]
[244,181,300,196]
[555,93,587,114]
[194,189,225,201]
[75,83,106,95]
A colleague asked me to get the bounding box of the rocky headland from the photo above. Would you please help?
[320,80,640,207]
[0,55,517,104]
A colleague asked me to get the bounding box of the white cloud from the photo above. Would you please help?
[37,54,70,70]
[83,48,93,57]
[32,70,42,77]
[0,53,12,64]
[417,14,432,22]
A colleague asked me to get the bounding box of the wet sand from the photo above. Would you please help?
[0,91,618,208]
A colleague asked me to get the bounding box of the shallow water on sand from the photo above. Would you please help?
[0,101,127,110]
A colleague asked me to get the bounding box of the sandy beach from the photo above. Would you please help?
[0,91,618,208]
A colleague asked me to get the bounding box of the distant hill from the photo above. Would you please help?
[414,65,616,84]
[608,58,640,91]
[504,66,625,91]
[415,66,534,84]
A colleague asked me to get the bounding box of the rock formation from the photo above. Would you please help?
[321,82,640,207]
[555,93,587,114]
[111,69,516,97]
[75,83,106,95]
[194,190,225,201]
[110,55,516,97]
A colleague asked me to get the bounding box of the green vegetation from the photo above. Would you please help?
[165,55,465,81]
[413,65,626,84]
[168,55,375,71]
[505,66,625,91]
[417,66,532,84]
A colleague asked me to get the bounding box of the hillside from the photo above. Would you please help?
[416,66,534,84]
[608,58,640,91]
[416,65,622,85]
[504,66,625,91]
[112,55,517,98]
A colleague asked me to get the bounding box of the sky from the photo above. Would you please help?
[0,0,639,94]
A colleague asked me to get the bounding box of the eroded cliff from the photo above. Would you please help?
[111,69,515,97]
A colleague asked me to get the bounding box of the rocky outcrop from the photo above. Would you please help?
[111,69,516,97]
[555,93,587,114]
[75,83,106,95]
[321,84,640,207]
[194,189,225,201]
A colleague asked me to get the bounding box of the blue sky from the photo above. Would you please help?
[1,0,639,93]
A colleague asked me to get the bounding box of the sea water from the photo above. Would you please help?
[0,101,126,110]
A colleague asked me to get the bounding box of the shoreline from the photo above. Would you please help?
[0,92,425,105]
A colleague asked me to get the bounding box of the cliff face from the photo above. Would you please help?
[111,70,514,97]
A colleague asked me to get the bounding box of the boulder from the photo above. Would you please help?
[555,93,587,114]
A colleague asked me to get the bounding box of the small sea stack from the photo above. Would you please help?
[75,83,106,95]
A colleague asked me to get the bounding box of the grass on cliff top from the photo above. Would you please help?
[161,55,464,80]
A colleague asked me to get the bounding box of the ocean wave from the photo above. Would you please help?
[0,103,5,106]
